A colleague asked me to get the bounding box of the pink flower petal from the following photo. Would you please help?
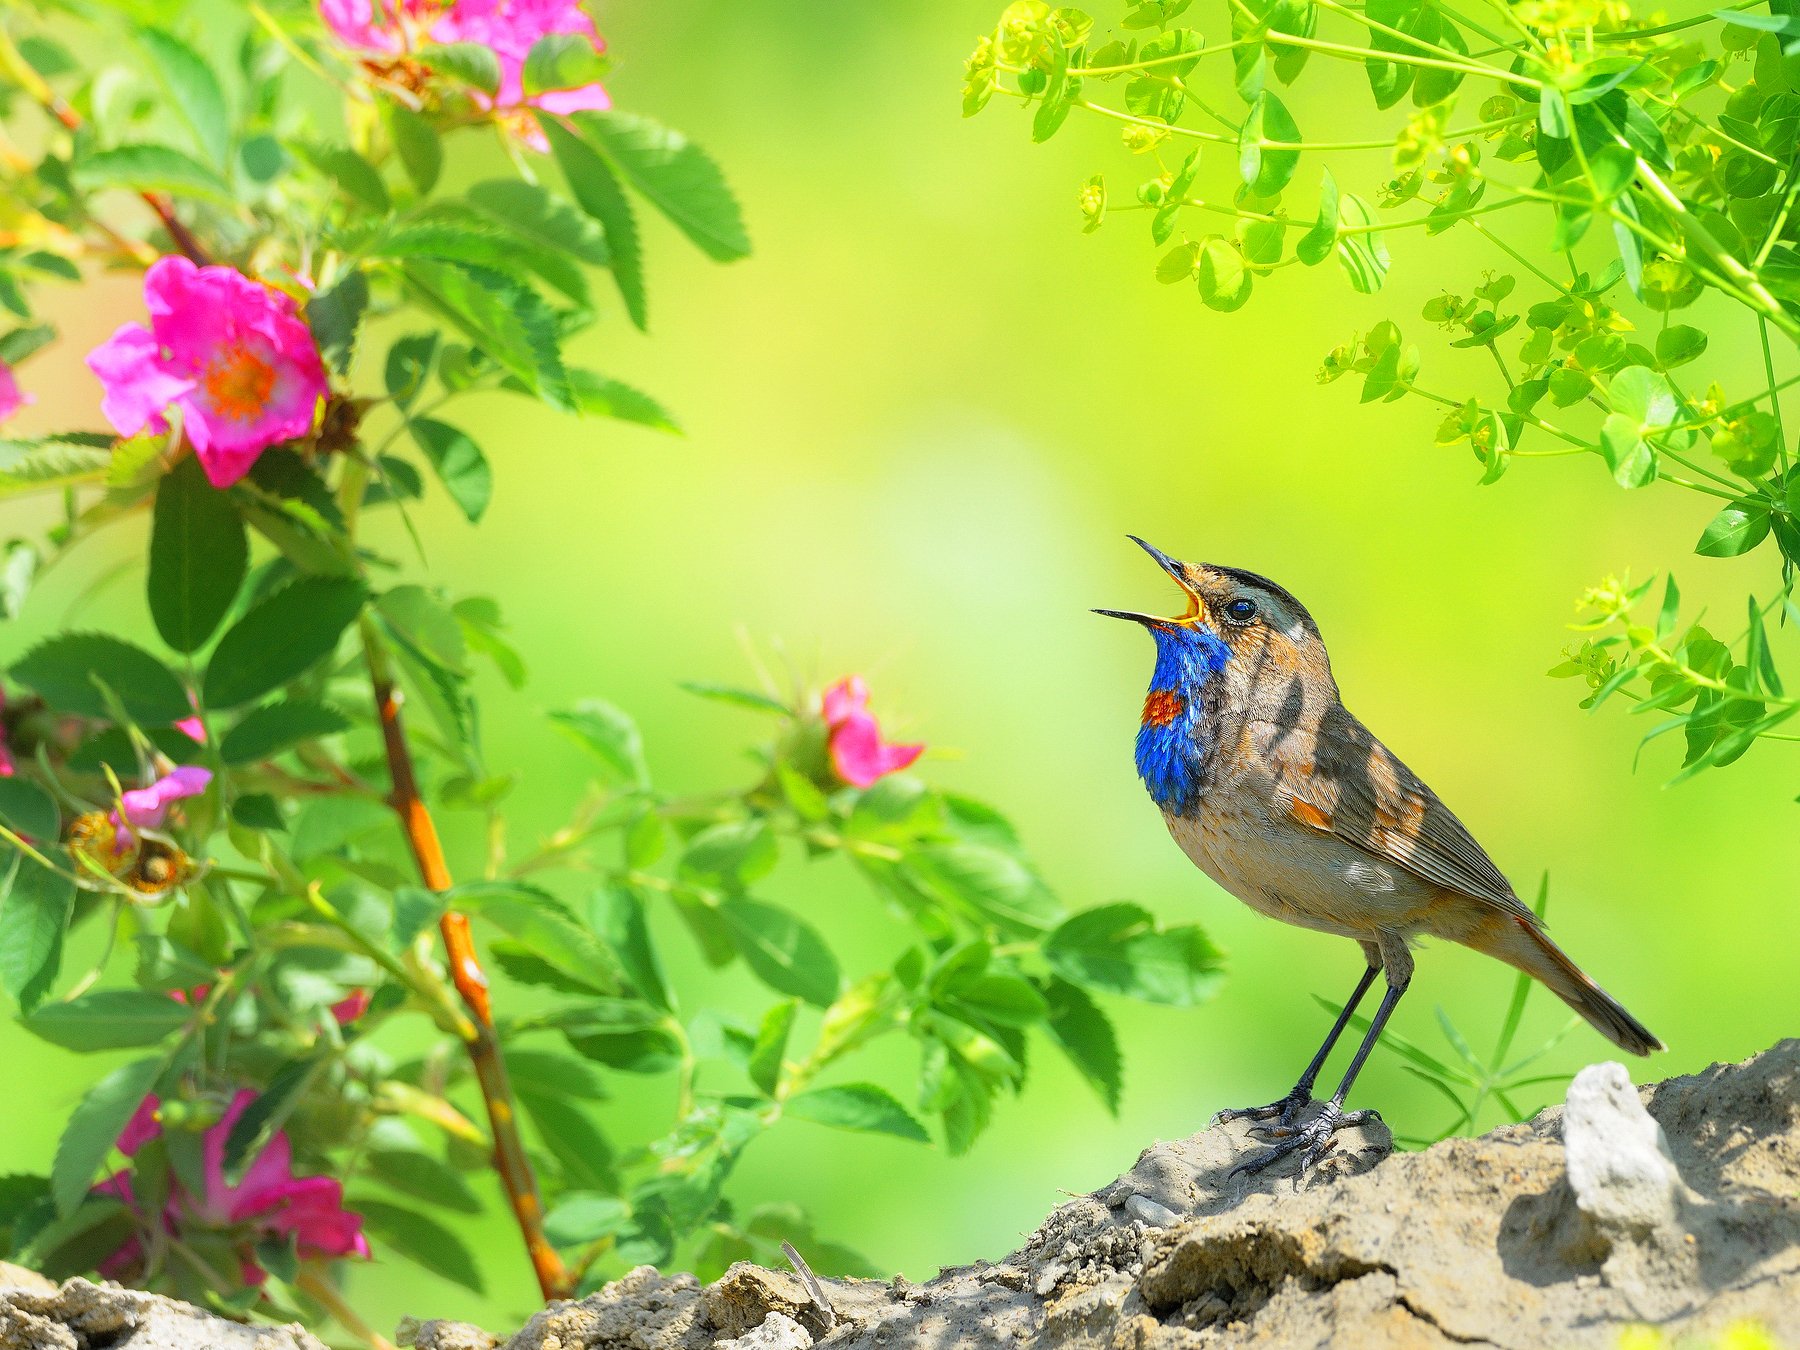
[119,765,213,829]
[174,716,206,743]
[821,676,870,728]
[0,361,32,423]
[116,1095,162,1156]
[330,989,371,1025]
[86,324,189,439]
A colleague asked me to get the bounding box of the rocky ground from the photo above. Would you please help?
[4,1040,1796,1350]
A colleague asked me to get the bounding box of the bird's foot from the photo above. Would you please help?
[1212,1087,1312,1131]
[1229,1100,1381,1177]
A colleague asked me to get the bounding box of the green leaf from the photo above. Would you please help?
[1696,501,1771,557]
[307,268,369,377]
[748,999,797,1097]
[681,820,779,887]
[0,854,74,1012]
[1044,903,1223,1005]
[148,456,247,653]
[26,991,191,1051]
[1238,91,1300,196]
[517,1087,614,1190]
[417,42,501,93]
[384,102,442,195]
[590,884,671,1011]
[11,633,192,723]
[542,1192,628,1248]
[0,434,113,493]
[717,896,840,1007]
[566,369,680,433]
[1336,193,1389,293]
[202,576,366,710]
[0,323,55,367]
[541,115,646,329]
[568,111,750,262]
[409,418,491,522]
[295,142,390,212]
[72,144,229,201]
[137,28,230,167]
[223,1055,326,1177]
[785,1083,930,1143]
[218,698,350,765]
[1043,977,1121,1112]
[900,844,1064,934]
[457,881,620,996]
[1196,237,1253,312]
[384,334,438,410]
[0,779,59,843]
[1600,413,1658,488]
[1607,365,1678,427]
[400,259,571,410]
[52,1058,162,1214]
[549,700,646,786]
[366,1148,480,1214]
[354,1199,484,1293]
[676,681,787,715]
[1295,168,1340,266]
[1654,325,1708,369]
[522,33,609,96]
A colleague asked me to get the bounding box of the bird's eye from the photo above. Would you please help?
[1223,597,1257,623]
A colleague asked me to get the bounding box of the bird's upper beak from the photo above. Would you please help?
[1093,536,1208,627]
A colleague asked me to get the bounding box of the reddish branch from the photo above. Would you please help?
[366,650,574,1302]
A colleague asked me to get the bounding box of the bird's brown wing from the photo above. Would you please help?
[1269,706,1539,926]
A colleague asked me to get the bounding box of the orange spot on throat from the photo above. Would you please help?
[1142,688,1186,726]
[201,345,277,423]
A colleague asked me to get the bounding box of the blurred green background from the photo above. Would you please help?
[3,0,1795,1336]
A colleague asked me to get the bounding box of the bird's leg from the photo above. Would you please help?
[1214,955,1380,1131]
[1232,937,1412,1175]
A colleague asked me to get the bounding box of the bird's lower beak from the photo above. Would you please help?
[1093,536,1207,626]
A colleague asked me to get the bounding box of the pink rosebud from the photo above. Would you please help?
[0,360,32,423]
[86,257,328,488]
[119,765,213,830]
[174,715,207,743]
[329,989,371,1025]
[821,677,924,789]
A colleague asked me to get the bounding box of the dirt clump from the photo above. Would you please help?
[8,1040,1797,1350]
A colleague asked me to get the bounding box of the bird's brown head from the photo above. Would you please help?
[1095,536,1330,691]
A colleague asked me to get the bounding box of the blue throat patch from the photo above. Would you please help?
[1134,625,1230,816]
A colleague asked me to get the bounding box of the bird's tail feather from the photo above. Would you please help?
[1471,917,1664,1057]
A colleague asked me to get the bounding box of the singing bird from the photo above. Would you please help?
[1098,537,1662,1172]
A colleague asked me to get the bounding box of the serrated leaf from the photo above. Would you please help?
[549,700,646,785]
[748,1000,796,1097]
[1043,977,1121,1112]
[400,259,571,410]
[218,698,350,764]
[418,42,500,93]
[52,1058,162,1215]
[542,1192,628,1248]
[0,779,58,843]
[541,115,646,329]
[718,896,840,1007]
[148,456,247,653]
[785,1083,929,1142]
[72,144,229,201]
[0,435,115,493]
[521,33,609,97]
[568,111,749,262]
[456,881,620,996]
[590,884,671,1010]
[295,141,389,212]
[222,1057,325,1177]
[201,576,367,709]
[137,28,230,167]
[365,1148,480,1214]
[354,1198,484,1292]
[384,102,442,195]
[1044,903,1223,1005]
[516,1087,614,1190]
[409,418,491,522]
[11,632,191,723]
[901,844,1063,934]
[565,369,679,432]
[26,991,191,1051]
[0,854,74,1012]
[307,268,369,377]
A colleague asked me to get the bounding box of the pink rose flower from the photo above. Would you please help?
[99,1090,370,1283]
[320,0,609,147]
[330,989,371,1025]
[111,765,212,851]
[0,360,32,423]
[86,257,328,488]
[821,677,925,789]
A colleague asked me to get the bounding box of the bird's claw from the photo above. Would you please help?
[1212,1088,1312,1131]
[1229,1102,1381,1177]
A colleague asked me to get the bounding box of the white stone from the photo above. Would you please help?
[716,1311,812,1350]
[1563,1061,1680,1234]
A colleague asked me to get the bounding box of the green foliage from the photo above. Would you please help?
[969,0,1800,784]
[0,0,1227,1322]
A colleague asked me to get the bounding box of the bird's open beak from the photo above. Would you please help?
[1093,536,1207,626]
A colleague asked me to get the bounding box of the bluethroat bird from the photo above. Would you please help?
[1098,537,1662,1173]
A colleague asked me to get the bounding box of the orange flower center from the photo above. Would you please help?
[201,346,277,423]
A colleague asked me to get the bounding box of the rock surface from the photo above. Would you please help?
[7,1041,1798,1350]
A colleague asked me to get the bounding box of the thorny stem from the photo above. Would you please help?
[358,615,573,1301]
